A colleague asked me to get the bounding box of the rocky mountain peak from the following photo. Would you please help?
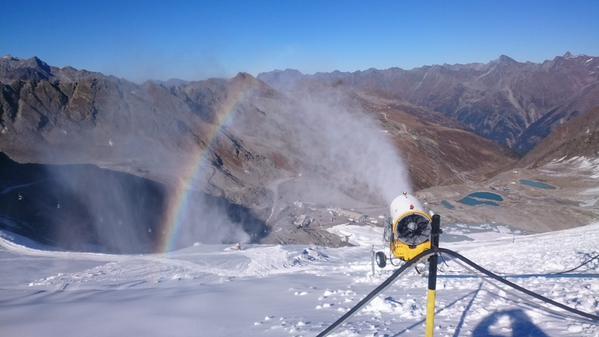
[231,72,264,89]
[228,72,281,98]
[232,72,256,82]
[1,54,19,61]
[496,54,518,64]
[0,55,53,81]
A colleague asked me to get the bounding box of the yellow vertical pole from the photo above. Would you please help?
[425,288,437,337]
[425,214,441,337]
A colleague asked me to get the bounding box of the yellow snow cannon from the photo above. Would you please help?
[375,193,433,268]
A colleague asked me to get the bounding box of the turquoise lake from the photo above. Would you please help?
[457,191,504,206]
[519,179,556,190]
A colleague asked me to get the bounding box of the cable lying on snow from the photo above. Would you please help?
[317,247,599,337]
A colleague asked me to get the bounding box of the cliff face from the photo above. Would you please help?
[0,57,278,205]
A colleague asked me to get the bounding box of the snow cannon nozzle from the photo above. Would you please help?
[375,193,440,267]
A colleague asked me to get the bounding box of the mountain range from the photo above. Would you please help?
[258,52,599,154]
[0,53,597,252]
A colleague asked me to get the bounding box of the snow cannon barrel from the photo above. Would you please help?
[387,193,433,261]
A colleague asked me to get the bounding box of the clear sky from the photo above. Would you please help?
[2,0,598,82]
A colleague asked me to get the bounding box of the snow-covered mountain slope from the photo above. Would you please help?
[0,222,598,337]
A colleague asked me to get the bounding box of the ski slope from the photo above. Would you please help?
[0,222,598,337]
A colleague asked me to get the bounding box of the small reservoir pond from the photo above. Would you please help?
[519,179,556,190]
[458,191,504,207]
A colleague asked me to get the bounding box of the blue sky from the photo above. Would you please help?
[1,0,598,82]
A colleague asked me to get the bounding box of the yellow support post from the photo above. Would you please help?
[425,289,437,337]
[425,214,441,337]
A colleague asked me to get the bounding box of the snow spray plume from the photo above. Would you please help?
[252,79,412,206]
[293,90,411,204]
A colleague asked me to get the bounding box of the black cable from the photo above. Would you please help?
[439,251,599,278]
[438,251,453,273]
[438,273,599,279]
[438,248,599,322]
[449,256,587,322]
[552,253,599,275]
[317,248,598,337]
[316,249,433,337]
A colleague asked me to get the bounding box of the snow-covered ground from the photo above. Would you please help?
[1,222,598,337]
[545,156,599,179]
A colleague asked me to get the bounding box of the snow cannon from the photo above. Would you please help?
[375,192,433,268]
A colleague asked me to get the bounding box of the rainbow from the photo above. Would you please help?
[156,83,250,253]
